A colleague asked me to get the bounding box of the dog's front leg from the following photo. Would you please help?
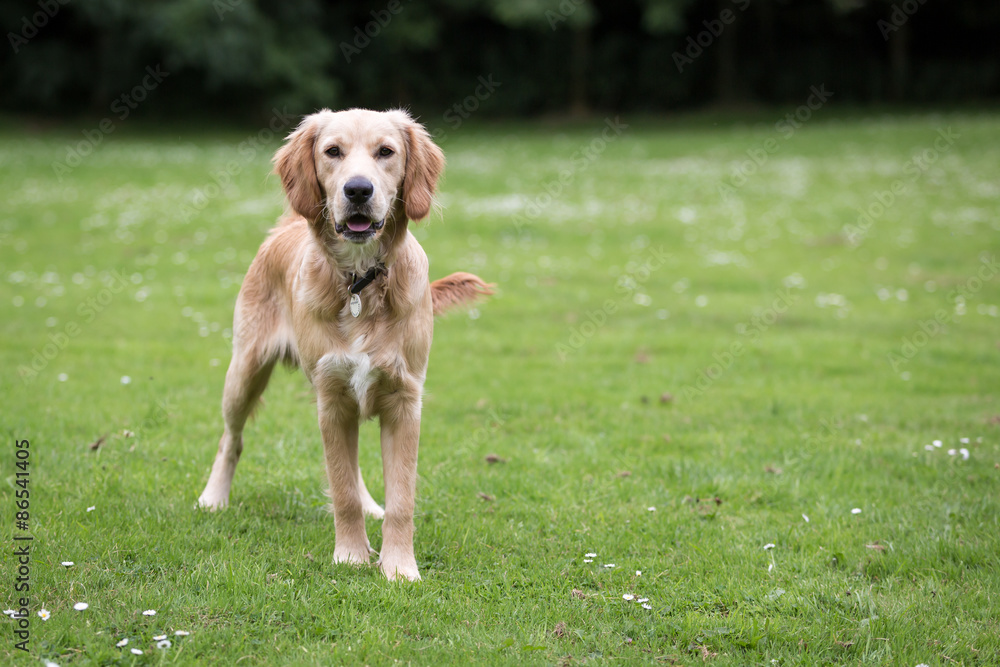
[378,405,422,582]
[379,416,421,581]
[318,398,374,567]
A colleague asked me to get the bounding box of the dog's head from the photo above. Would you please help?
[274,108,444,253]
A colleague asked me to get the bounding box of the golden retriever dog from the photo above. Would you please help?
[197,108,492,581]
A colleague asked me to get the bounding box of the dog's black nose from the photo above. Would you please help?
[343,177,374,204]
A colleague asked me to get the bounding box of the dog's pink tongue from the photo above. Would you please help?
[347,219,372,232]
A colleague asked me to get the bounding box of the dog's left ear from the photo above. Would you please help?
[274,114,323,226]
[398,114,445,222]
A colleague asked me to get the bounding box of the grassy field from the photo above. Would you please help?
[1,109,999,666]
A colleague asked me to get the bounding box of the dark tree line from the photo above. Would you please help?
[2,0,998,122]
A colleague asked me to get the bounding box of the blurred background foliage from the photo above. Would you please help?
[2,0,998,122]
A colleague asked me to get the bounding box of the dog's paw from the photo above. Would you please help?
[379,557,421,582]
[196,492,229,511]
[362,501,385,520]
[333,542,372,566]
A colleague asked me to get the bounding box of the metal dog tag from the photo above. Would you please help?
[350,293,362,317]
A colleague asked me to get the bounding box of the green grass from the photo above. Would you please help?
[2,109,999,666]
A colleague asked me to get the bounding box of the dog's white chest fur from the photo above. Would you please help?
[315,350,382,415]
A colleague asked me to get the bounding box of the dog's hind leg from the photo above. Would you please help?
[198,340,277,510]
[357,467,385,519]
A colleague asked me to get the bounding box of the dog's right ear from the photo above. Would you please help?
[274,115,323,225]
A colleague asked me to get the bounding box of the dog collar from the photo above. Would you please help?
[348,263,386,317]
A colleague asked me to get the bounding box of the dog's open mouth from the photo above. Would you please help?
[336,214,384,242]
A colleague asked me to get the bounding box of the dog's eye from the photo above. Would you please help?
[325,146,340,157]
[378,146,393,157]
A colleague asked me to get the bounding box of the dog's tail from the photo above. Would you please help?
[431,272,495,316]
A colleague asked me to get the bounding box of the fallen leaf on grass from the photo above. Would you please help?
[571,589,590,600]
[764,465,783,475]
[477,492,494,502]
[660,393,674,404]
[683,496,722,506]
[88,435,107,451]
[304,552,314,561]
[695,644,717,661]
[865,542,886,552]
[617,470,632,478]
[484,453,506,464]
[835,640,854,648]
[552,622,567,637]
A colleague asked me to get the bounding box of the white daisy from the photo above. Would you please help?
[153,635,167,641]
[635,570,642,576]
[638,598,649,603]
[960,437,969,444]
[116,638,129,647]
[142,609,157,616]
[959,448,970,460]
[647,506,656,512]
[73,602,88,611]
[948,449,957,456]
[86,506,96,512]
[37,609,50,620]
[924,445,934,451]
[604,563,615,568]
[641,603,652,610]
[44,661,59,667]
[584,552,596,558]
[763,543,775,550]
[802,514,810,523]
[2,610,16,617]
[174,630,190,636]
[851,508,862,515]
[61,561,74,567]
[156,639,172,649]
[131,648,143,655]
[622,594,635,601]
[932,440,942,447]
[121,376,132,385]
[583,559,593,563]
